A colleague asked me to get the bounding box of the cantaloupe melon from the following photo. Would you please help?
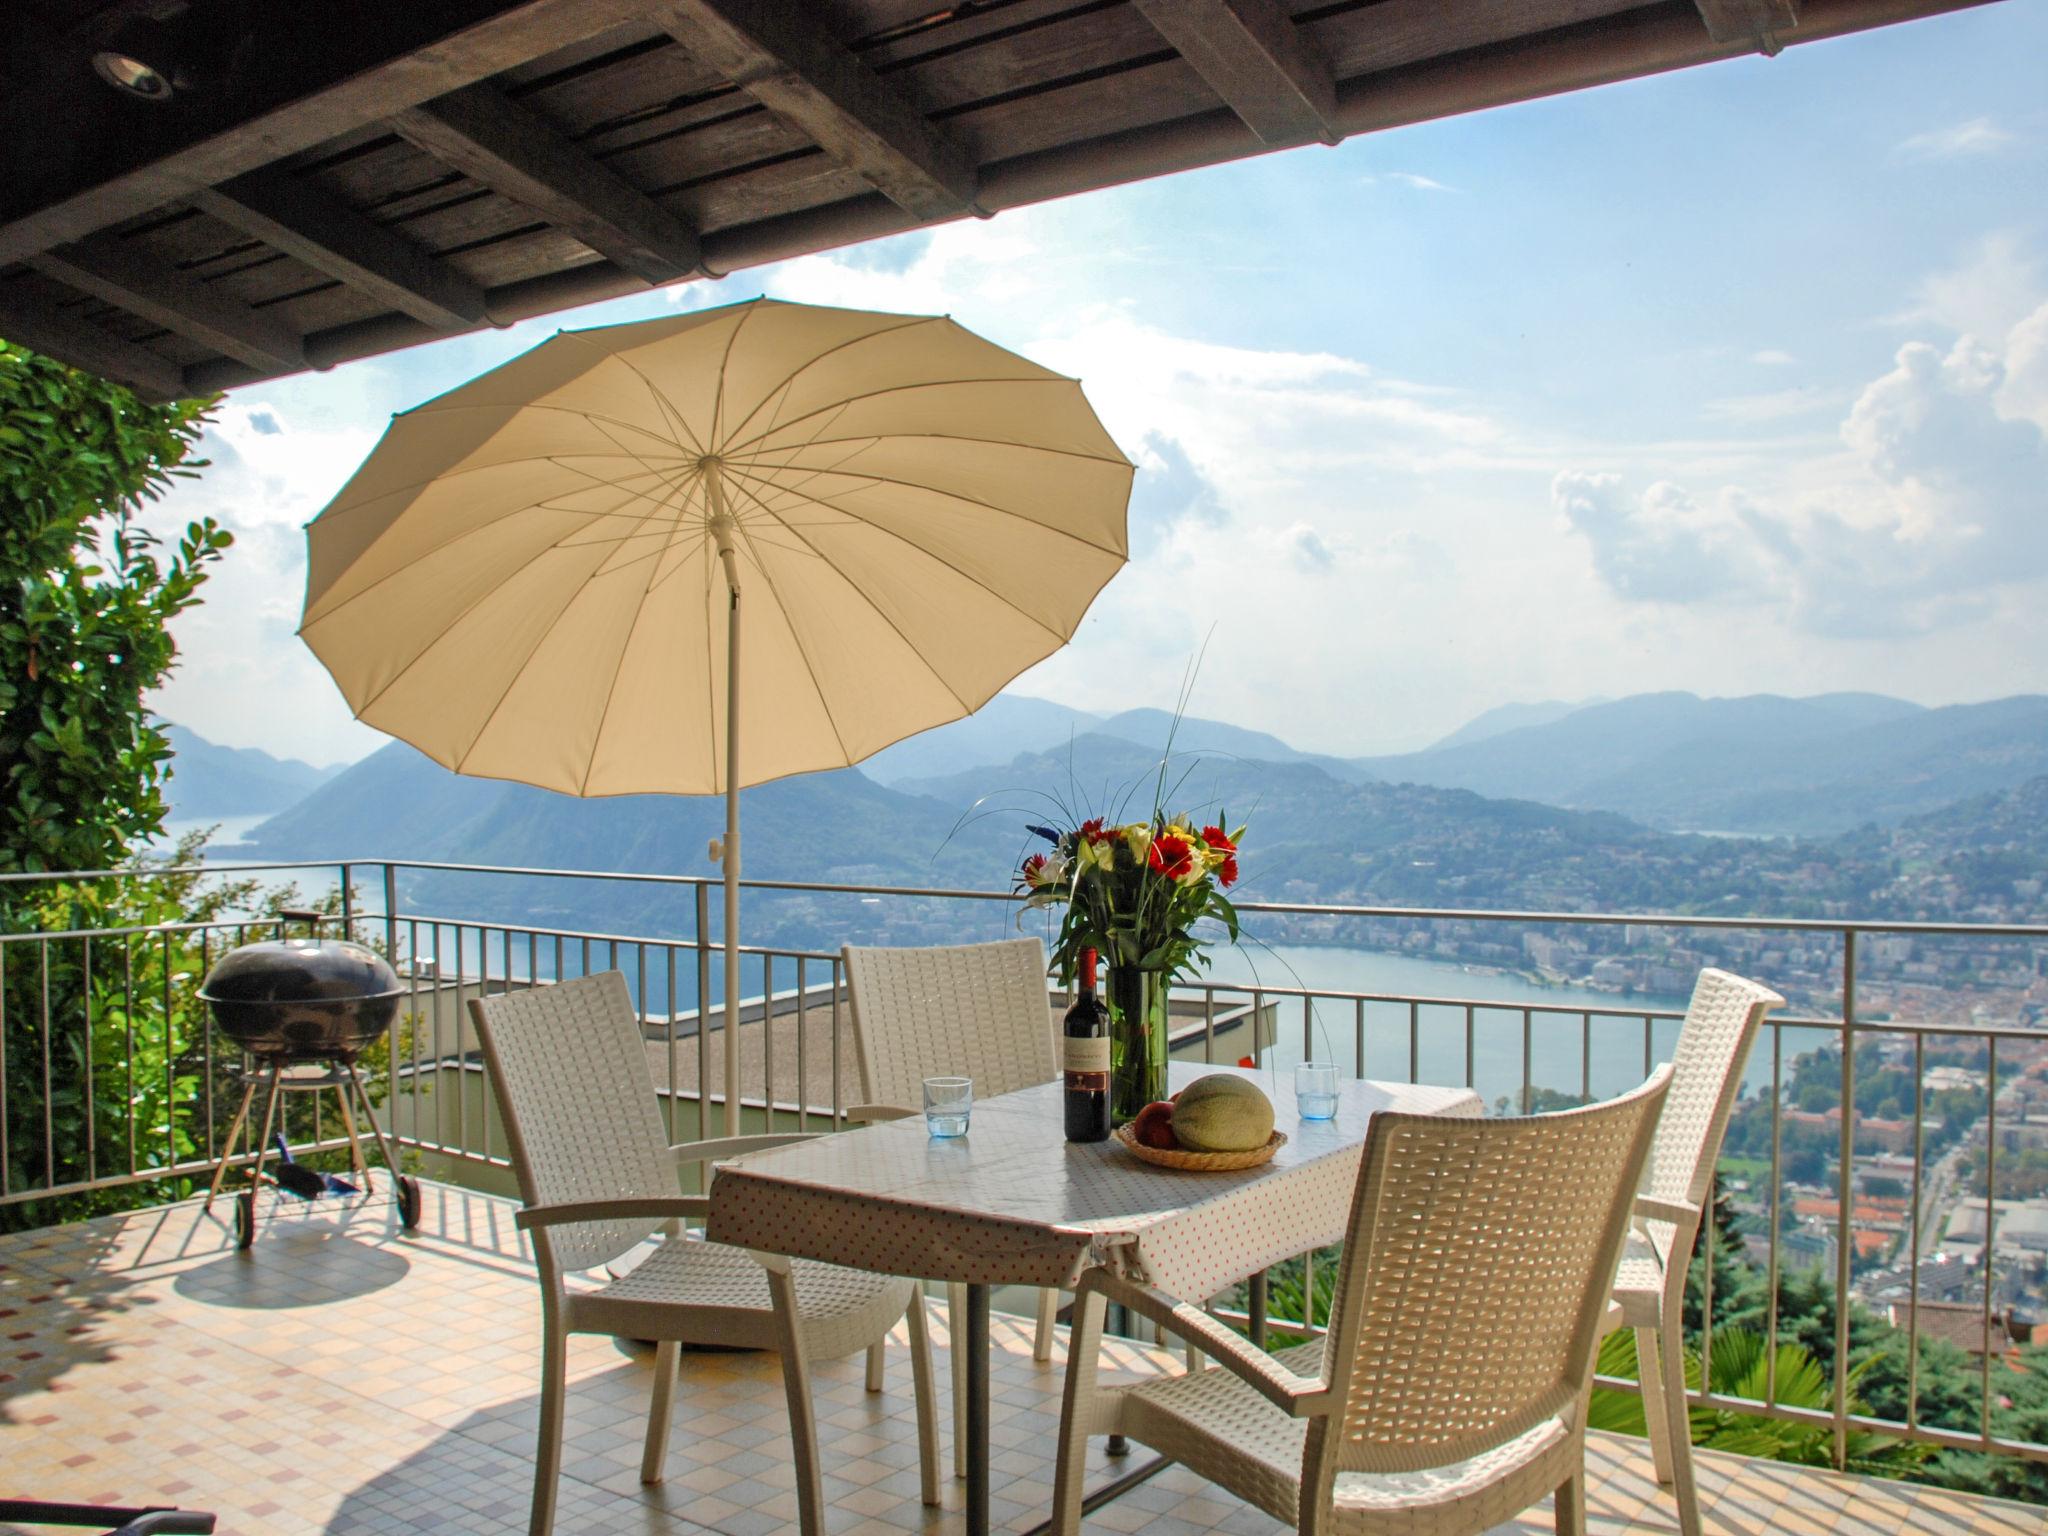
[1170,1074,1274,1152]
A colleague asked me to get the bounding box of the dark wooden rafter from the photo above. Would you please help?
[30,237,305,375]
[192,172,491,332]
[390,84,702,286]
[653,0,980,220]
[1132,0,1338,146]
[0,0,661,268]
[0,285,185,400]
[1694,0,1802,46]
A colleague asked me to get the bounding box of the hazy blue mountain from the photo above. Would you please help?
[161,724,340,819]
[858,694,1101,785]
[1091,708,1375,784]
[1422,699,1598,753]
[1350,691,2024,834]
[246,740,1012,939]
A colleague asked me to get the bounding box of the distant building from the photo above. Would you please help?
[1887,1300,2016,1359]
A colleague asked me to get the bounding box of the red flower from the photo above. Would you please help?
[1079,816,1111,844]
[1021,853,1047,882]
[1202,825,1239,887]
[1148,833,1195,881]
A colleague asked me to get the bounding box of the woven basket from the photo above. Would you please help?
[1112,1123,1286,1171]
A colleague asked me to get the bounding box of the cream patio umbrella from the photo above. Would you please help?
[299,298,1133,1133]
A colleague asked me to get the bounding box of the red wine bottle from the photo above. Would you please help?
[1063,948,1111,1143]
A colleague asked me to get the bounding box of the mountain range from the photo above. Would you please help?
[160,724,340,819]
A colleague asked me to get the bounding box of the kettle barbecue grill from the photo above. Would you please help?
[197,938,420,1248]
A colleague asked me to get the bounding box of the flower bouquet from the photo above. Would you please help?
[1018,815,1243,1123]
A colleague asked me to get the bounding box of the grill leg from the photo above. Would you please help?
[204,1078,258,1211]
[344,1063,405,1181]
[332,1078,373,1193]
[247,1070,286,1196]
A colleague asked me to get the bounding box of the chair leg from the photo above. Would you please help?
[1049,1287,1107,1536]
[640,1339,679,1485]
[1555,1455,1588,1536]
[1635,1326,1675,1485]
[1658,1315,1704,1536]
[765,1262,828,1536]
[948,1280,969,1479]
[1034,1285,1058,1362]
[905,1288,942,1507]
[530,1305,568,1536]
[866,1338,886,1392]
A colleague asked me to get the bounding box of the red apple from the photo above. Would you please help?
[1132,1101,1179,1150]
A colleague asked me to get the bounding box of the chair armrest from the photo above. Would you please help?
[516,1195,709,1230]
[844,1103,917,1124]
[1633,1195,1699,1230]
[1078,1271,1329,1417]
[670,1133,818,1166]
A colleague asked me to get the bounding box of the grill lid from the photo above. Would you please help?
[199,938,401,1006]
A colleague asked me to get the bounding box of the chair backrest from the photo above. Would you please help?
[1314,1065,1672,1481]
[1640,969,1784,1218]
[842,938,1056,1109]
[471,970,675,1273]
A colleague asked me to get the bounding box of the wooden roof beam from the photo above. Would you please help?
[655,0,979,221]
[0,0,660,268]
[1694,0,1801,47]
[391,84,702,287]
[1133,0,1339,147]
[31,238,305,376]
[0,286,186,401]
[192,172,491,332]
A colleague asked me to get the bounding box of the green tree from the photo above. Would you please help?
[0,341,227,1221]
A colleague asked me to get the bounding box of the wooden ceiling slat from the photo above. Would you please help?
[192,171,490,331]
[654,0,982,219]
[947,55,1218,166]
[30,236,305,373]
[0,280,185,399]
[1694,0,1801,43]
[1132,0,1338,146]
[390,82,704,285]
[1308,0,1659,80]
[0,0,666,267]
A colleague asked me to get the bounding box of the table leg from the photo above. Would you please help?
[1248,1269,1269,1349]
[967,1281,990,1536]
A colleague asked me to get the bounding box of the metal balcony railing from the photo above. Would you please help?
[3,855,2045,1485]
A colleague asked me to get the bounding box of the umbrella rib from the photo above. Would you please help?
[569,328,710,459]
[724,471,974,721]
[716,313,944,452]
[723,462,1080,644]
[721,377,1132,464]
[719,473,860,766]
[720,454,1128,561]
[575,474,694,797]
[302,459,702,627]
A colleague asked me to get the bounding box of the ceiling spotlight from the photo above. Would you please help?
[90,19,187,102]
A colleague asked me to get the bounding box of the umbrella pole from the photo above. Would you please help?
[712,480,743,1137]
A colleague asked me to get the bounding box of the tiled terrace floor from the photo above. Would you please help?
[2,1182,2039,1536]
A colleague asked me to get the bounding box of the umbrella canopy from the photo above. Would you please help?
[300,297,1133,1129]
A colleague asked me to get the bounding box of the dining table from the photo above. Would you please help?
[703,1060,1482,1535]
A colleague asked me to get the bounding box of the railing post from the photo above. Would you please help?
[1833,926,1856,1472]
[339,862,354,940]
[382,863,399,962]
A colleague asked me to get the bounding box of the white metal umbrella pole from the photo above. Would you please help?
[708,460,743,1136]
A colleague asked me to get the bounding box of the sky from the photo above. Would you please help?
[141,2,2048,766]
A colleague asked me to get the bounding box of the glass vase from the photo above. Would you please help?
[1105,964,1169,1125]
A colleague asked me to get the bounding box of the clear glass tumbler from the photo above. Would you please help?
[924,1076,972,1137]
[1295,1061,1339,1121]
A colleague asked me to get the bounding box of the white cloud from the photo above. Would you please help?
[1896,117,2016,161]
[1750,349,1797,367]
[1702,386,1838,423]
[1361,171,1454,192]
[1890,233,2042,345]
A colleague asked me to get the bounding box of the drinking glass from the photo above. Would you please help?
[924,1076,972,1137]
[1295,1061,1339,1120]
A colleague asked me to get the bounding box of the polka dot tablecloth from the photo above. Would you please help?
[703,1064,1480,1301]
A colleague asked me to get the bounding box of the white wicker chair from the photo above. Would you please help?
[1047,1065,1674,1536]
[471,971,940,1536]
[1610,968,1783,1536]
[842,938,1064,1473]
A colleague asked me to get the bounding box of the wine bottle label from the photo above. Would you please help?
[1063,1036,1110,1073]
